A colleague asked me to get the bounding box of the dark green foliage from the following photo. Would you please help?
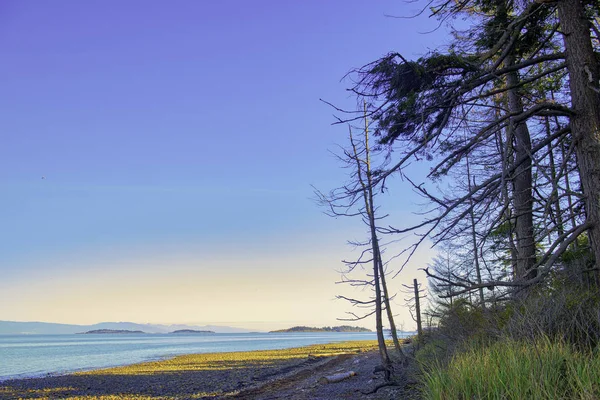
[437,299,489,342]
[506,286,600,350]
[365,52,479,149]
[427,280,600,354]
[560,234,593,265]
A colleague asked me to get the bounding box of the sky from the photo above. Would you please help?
[0,0,454,331]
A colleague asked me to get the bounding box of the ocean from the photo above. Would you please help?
[0,332,396,381]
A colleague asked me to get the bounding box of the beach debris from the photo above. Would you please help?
[372,364,387,374]
[318,371,357,384]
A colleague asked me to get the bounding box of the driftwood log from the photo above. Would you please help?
[318,371,357,384]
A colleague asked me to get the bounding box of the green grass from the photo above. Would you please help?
[421,337,600,399]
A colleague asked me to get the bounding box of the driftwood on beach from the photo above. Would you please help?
[318,371,357,384]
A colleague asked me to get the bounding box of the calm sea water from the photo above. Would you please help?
[0,332,393,381]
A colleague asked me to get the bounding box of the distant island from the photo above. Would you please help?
[271,326,372,333]
[169,329,215,334]
[0,320,252,335]
[78,329,146,334]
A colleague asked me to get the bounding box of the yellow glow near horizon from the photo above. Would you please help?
[0,234,431,331]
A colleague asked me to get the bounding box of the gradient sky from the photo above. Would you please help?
[1,1,452,331]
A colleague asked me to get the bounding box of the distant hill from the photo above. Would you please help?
[0,320,253,334]
[170,329,215,334]
[271,326,372,333]
[79,329,145,334]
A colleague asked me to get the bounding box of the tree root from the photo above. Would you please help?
[359,381,403,395]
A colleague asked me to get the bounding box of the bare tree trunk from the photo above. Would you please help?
[447,253,454,306]
[506,54,537,283]
[563,144,578,232]
[361,107,405,360]
[496,110,518,270]
[348,121,391,377]
[466,154,486,307]
[377,251,405,358]
[557,0,600,273]
[413,279,423,340]
[545,116,564,238]
[372,247,391,378]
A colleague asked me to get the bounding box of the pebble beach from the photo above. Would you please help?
[0,340,414,400]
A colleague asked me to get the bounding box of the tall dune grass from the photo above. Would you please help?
[421,337,600,399]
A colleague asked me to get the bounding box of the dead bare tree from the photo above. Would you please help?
[314,105,408,379]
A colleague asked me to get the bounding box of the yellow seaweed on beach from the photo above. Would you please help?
[75,340,380,376]
[1,340,386,399]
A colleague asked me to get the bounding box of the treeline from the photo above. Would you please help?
[271,325,371,333]
[323,0,600,395]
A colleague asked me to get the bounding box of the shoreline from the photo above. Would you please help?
[0,332,383,383]
[0,340,397,399]
[0,351,180,385]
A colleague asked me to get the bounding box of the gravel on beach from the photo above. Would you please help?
[0,340,417,400]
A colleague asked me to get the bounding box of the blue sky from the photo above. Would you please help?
[1,0,452,330]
